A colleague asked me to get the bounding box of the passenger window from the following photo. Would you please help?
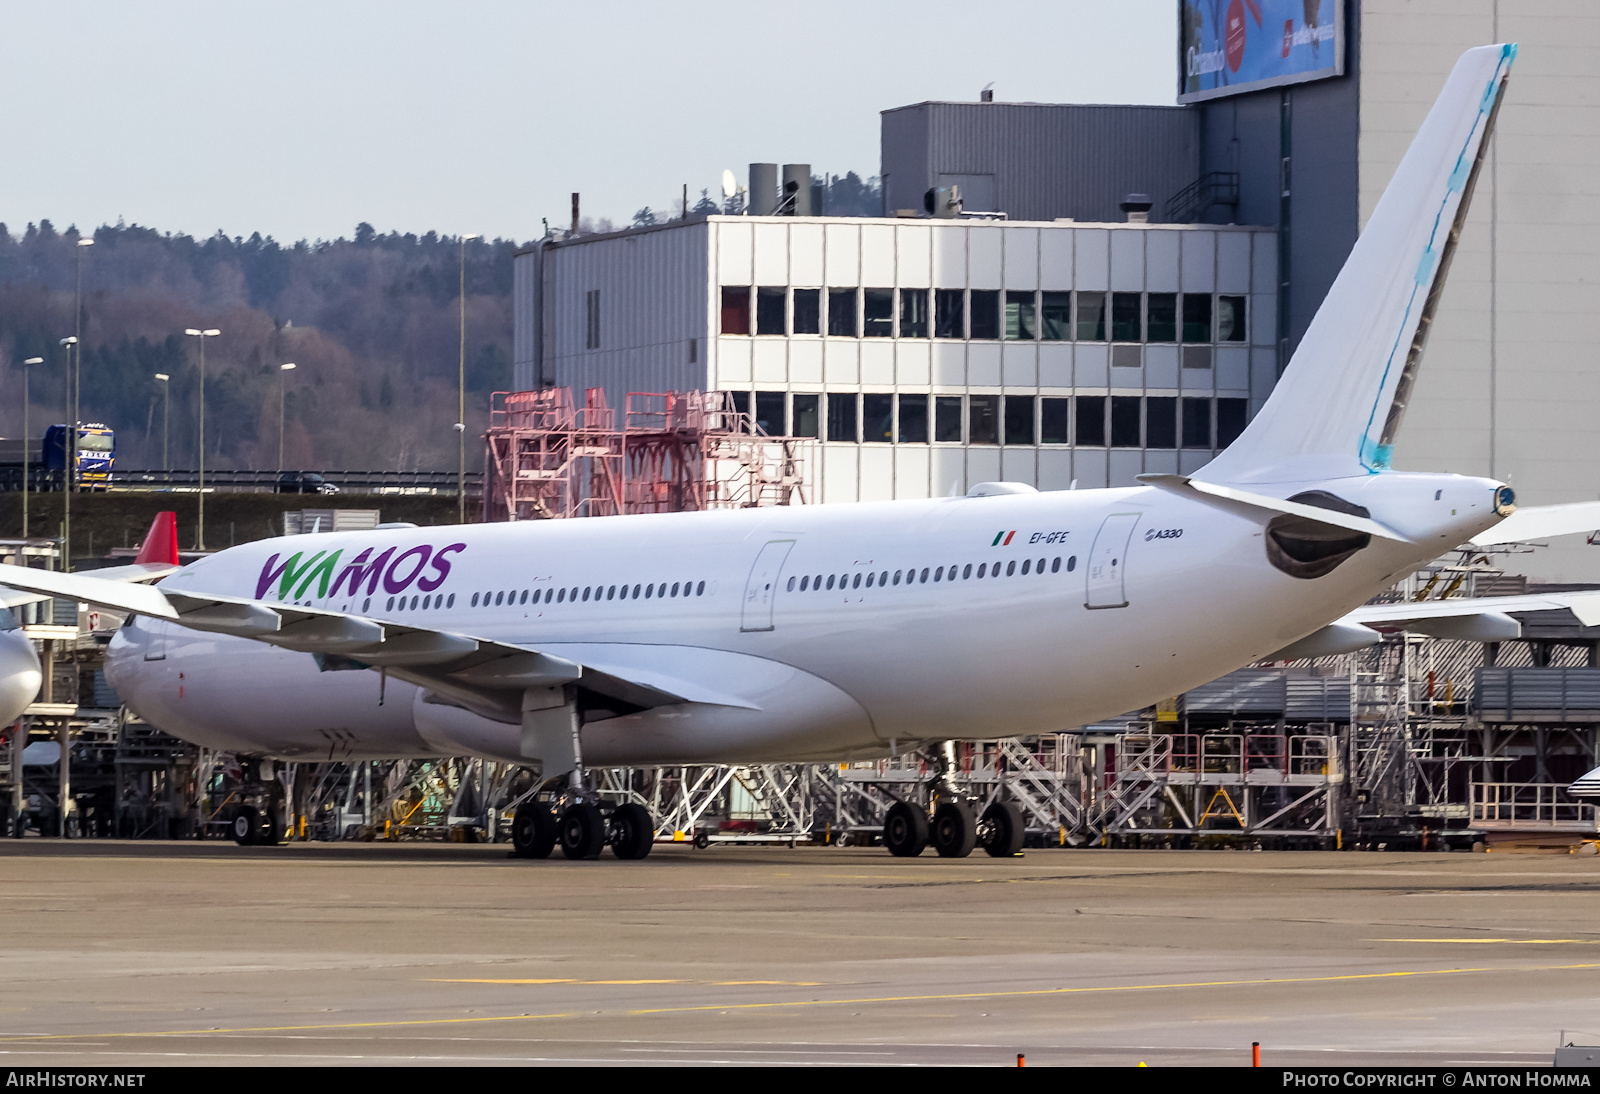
[1051,558,1061,573]
[1067,555,1077,571]
[800,576,809,591]
[1006,561,1016,576]
[671,582,680,597]
[977,563,987,578]
[920,568,929,583]
[646,584,655,598]
[880,571,888,585]
[519,590,528,604]
[607,586,616,600]
[1021,559,1031,574]
[495,591,505,606]
[696,581,705,595]
[826,575,835,590]
[411,596,419,610]
[583,587,592,601]
[934,567,943,582]
[893,571,902,585]
[363,597,372,612]
[447,594,455,608]
[546,589,554,603]
[865,573,874,588]
[632,584,642,598]
[557,588,566,603]
[852,573,862,589]
[787,577,796,591]
[962,564,972,579]
[470,593,479,607]
[386,596,395,611]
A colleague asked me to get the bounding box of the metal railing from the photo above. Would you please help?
[1164,171,1240,223]
[0,468,483,495]
[1471,782,1597,830]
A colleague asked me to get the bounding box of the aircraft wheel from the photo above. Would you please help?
[260,804,283,846]
[232,806,260,847]
[609,803,655,860]
[511,800,556,859]
[931,801,977,858]
[883,801,929,857]
[559,802,605,860]
[980,802,1025,858]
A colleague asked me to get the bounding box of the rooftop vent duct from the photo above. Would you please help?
[748,163,778,215]
[923,185,962,218]
[980,83,994,103]
[1120,193,1153,223]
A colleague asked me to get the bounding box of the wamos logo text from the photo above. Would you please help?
[255,542,467,600]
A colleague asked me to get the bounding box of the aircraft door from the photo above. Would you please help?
[142,617,167,661]
[1085,513,1140,609]
[740,539,795,632]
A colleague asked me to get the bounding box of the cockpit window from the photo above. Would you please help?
[0,606,16,631]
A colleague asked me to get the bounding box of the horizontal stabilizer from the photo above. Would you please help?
[1470,500,1600,546]
[1138,474,1410,542]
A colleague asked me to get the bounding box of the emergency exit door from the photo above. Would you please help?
[1085,513,1140,609]
[740,540,795,632]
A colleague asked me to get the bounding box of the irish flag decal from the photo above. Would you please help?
[991,530,1017,546]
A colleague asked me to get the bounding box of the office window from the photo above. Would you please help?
[1110,395,1141,447]
[827,392,858,441]
[827,288,858,336]
[1005,291,1036,340]
[863,289,894,337]
[1040,397,1070,444]
[899,289,928,338]
[862,393,894,442]
[969,290,1000,340]
[1147,293,1177,343]
[1111,292,1142,342]
[934,395,963,442]
[1218,398,1248,447]
[721,389,751,416]
[1217,295,1247,342]
[754,391,786,435]
[1146,396,1177,449]
[934,289,964,338]
[757,287,786,335]
[585,289,601,349]
[792,393,819,438]
[1182,397,1213,449]
[720,287,750,335]
[1040,292,1070,341]
[792,288,821,335]
[1003,395,1035,445]
[1076,396,1106,446]
[969,394,999,444]
[1076,291,1107,341]
[898,394,928,443]
[1182,293,1213,344]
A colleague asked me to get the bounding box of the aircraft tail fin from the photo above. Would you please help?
[134,511,180,566]
[1199,44,1515,485]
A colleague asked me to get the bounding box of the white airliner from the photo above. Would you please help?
[5,45,1600,861]
[0,513,181,727]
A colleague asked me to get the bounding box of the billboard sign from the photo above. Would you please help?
[1179,0,1345,104]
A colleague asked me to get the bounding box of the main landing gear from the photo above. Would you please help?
[881,742,1025,859]
[230,759,286,846]
[511,792,655,861]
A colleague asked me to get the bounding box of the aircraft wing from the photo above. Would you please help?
[1346,591,1600,629]
[1469,501,1600,546]
[1,512,182,610]
[0,563,688,721]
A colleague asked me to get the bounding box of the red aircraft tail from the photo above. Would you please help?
[133,512,180,566]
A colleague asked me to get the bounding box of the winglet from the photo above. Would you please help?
[134,512,180,567]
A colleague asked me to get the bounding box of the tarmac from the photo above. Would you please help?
[1,840,1597,1067]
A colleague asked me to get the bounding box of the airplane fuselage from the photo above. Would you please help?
[106,472,1503,765]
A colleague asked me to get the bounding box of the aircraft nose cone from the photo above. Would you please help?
[0,630,42,726]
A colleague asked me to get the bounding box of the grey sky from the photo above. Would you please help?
[2,1,1176,244]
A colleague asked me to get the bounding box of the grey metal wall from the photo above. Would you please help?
[513,220,712,409]
[880,102,1201,224]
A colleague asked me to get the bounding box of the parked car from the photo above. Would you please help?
[275,471,339,495]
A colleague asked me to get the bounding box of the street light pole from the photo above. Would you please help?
[20,357,43,539]
[458,233,478,524]
[183,328,221,550]
[154,373,170,474]
[277,362,296,471]
[57,337,77,571]
[70,237,93,548]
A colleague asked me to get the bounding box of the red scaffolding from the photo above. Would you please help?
[483,388,811,522]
